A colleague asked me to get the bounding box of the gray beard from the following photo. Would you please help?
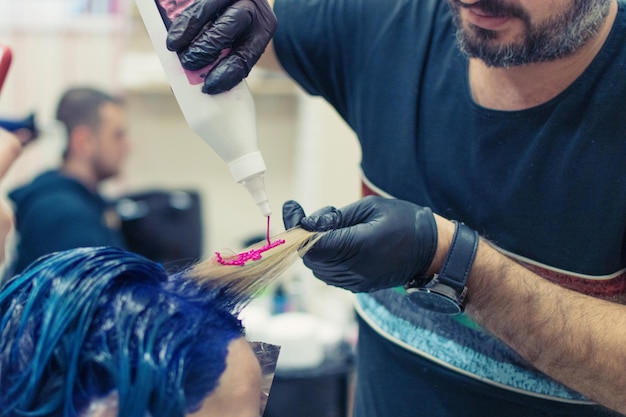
[450,0,612,67]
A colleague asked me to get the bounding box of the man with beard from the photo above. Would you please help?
[164,0,626,415]
[8,87,129,274]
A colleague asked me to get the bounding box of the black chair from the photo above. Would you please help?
[116,189,203,271]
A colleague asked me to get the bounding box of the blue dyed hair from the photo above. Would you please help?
[0,247,245,417]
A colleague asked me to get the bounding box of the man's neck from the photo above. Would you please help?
[61,162,99,192]
[468,1,618,111]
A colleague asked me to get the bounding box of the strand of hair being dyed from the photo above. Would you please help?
[215,216,285,267]
[187,227,320,304]
[214,239,285,266]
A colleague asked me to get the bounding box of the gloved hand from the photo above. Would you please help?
[282,196,438,293]
[165,0,277,94]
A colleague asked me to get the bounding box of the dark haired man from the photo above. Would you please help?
[9,87,129,274]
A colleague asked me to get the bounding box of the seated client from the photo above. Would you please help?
[0,227,316,417]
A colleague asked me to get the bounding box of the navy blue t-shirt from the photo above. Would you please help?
[275,0,626,276]
[275,0,626,401]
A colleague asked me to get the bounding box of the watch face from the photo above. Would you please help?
[406,289,462,315]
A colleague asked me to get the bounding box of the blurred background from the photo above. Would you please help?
[0,0,362,251]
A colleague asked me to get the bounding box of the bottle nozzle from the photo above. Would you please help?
[228,152,272,216]
[241,173,272,216]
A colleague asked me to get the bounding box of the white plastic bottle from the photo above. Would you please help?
[134,0,271,216]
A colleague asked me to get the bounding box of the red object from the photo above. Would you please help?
[0,45,12,93]
[215,239,286,267]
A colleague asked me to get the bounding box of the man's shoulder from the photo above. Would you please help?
[14,181,100,221]
[11,171,92,202]
[11,170,75,195]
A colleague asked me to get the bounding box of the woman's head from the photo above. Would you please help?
[0,247,244,417]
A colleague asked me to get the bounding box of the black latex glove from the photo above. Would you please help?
[166,0,277,94]
[282,196,438,293]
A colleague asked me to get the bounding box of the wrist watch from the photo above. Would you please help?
[405,221,479,315]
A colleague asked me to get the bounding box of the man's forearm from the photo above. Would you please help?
[465,240,626,415]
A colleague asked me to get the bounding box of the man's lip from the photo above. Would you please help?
[465,7,512,30]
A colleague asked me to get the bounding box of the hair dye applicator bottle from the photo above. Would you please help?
[134,0,271,217]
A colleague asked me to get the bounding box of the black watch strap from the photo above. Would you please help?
[404,221,479,314]
[438,221,479,290]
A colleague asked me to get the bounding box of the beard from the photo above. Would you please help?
[448,0,612,67]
